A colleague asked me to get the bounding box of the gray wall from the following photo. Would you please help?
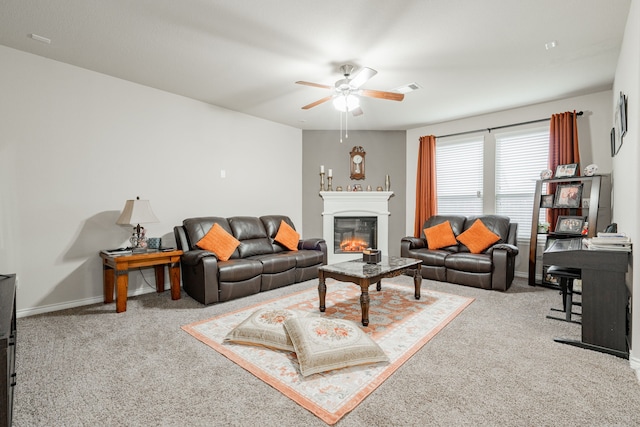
[0,46,303,315]
[302,130,406,256]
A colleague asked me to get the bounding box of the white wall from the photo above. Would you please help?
[0,46,302,316]
[405,90,614,275]
[612,0,640,370]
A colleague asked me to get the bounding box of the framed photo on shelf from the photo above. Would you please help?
[554,216,585,235]
[553,183,583,208]
[554,163,579,178]
[540,194,555,208]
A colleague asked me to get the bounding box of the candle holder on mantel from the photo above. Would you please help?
[327,176,333,191]
[319,172,325,191]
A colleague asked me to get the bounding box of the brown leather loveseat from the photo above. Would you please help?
[174,215,327,304]
[401,215,518,291]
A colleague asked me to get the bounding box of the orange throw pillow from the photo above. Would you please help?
[456,219,500,254]
[424,221,457,250]
[274,220,300,251]
[196,223,240,261]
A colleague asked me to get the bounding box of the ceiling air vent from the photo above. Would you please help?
[394,82,421,94]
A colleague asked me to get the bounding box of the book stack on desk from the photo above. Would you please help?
[584,232,632,252]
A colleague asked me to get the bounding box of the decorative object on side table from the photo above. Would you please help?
[147,237,162,249]
[116,196,159,251]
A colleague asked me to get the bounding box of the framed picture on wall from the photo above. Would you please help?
[610,127,616,157]
[614,91,627,155]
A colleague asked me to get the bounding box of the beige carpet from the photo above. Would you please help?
[11,275,640,426]
[182,279,473,424]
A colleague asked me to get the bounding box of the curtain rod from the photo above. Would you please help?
[435,111,584,139]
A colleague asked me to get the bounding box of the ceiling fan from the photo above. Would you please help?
[296,64,404,116]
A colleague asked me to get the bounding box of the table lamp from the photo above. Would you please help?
[116,196,159,250]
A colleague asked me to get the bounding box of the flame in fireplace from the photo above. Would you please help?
[339,237,369,252]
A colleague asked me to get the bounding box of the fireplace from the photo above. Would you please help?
[334,216,377,254]
[320,191,393,263]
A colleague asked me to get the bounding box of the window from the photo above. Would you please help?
[436,136,484,215]
[434,127,548,242]
[495,128,549,240]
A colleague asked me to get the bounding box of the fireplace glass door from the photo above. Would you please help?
[334,217,377,254]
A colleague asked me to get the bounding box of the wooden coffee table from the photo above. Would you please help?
[318,256,422,326]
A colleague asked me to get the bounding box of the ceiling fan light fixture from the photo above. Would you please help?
[333,94,360,112]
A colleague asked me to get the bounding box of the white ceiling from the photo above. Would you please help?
[0,0,631,131]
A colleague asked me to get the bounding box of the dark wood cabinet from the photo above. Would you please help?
[528,175,611,287]
[0,274,16,427]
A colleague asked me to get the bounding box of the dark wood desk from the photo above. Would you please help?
[101,250,183,313]
[0,274,16,427]
[543,240,630,358]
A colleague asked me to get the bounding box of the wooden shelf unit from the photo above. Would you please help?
[528,174,611,287]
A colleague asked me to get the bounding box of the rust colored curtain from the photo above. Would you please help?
[414,135,437,237]
[547,111,581,229]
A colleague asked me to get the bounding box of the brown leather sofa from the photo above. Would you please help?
[401,215,518,291]
[174,215,327,304]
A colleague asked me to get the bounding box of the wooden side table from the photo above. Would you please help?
[100,250,183,313]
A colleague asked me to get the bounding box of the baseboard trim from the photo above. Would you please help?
[16,285,167,318]
[629,353,640,381]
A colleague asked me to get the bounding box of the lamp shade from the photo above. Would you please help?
[333,94,360,112]
[116,198,159,226]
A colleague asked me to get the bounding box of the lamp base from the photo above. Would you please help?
[129,226,148,250]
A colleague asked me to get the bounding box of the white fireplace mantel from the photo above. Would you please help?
[320,191,393,264]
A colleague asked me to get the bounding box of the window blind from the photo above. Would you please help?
[436,137,484,215]
[495,128,549,240]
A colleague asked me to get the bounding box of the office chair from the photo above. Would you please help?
[545,265,581,324]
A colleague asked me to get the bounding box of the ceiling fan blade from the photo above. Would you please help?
[301,95,334,110]
[295,81,333,90]
[359,89,405,101]
[351,107,364,117]
[349,67,377,88]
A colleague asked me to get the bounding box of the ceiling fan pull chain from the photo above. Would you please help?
[345,109,349,140]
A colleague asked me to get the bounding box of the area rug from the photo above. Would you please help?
[182,278,473,425]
